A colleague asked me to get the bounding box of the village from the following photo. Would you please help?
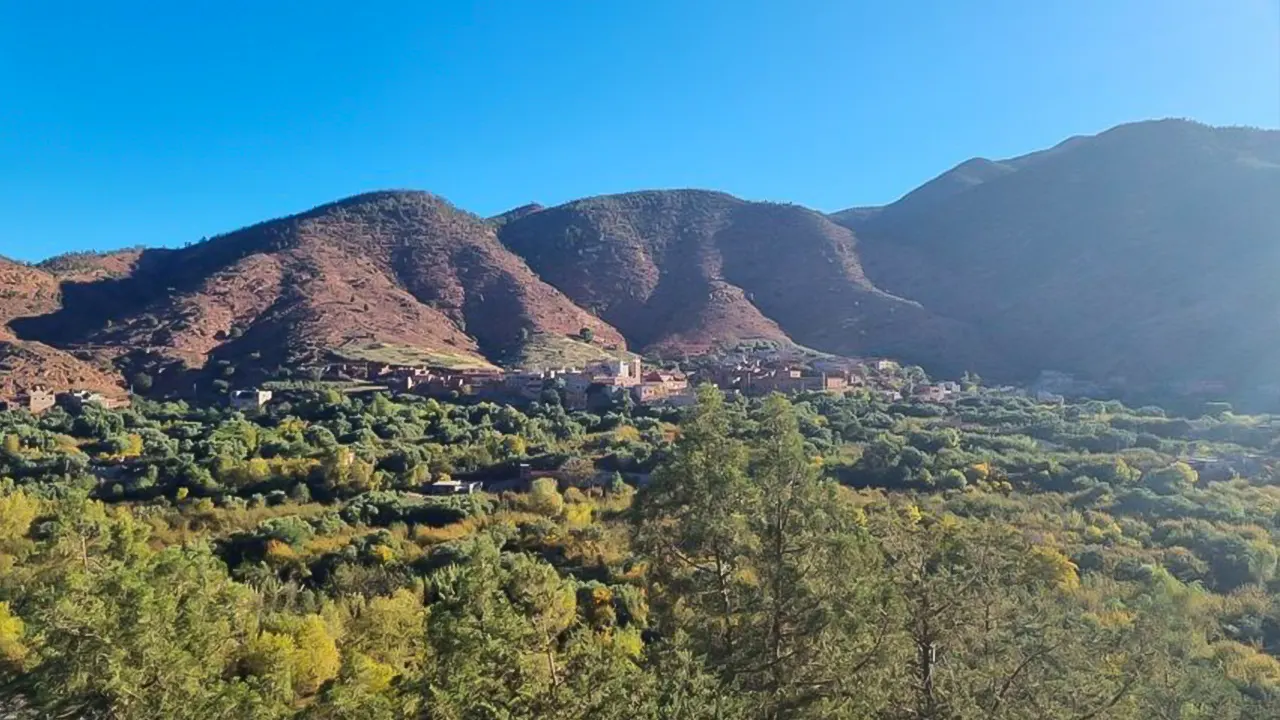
[286,352,964,412]
[0,350,968,417]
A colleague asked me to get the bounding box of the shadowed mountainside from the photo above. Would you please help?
[836,119,1280,389]
[0,257,127,397]
[497,190,997,372]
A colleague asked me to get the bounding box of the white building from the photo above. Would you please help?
[230,388,273,410]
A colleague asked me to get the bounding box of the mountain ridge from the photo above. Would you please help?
[4,119,1278,399]
[838,118,1280,391]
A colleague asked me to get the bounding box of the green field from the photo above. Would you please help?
[505,332,637,370]
[331,340,497,370]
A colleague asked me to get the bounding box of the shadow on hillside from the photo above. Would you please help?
[12,222,280,345]
[11,248,181,343]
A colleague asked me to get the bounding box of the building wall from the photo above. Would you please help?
[26,391,56,414]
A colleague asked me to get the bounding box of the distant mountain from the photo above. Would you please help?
[5,119,1277,399]
[497,190,993,371]
[835,119,1280,390]
[0,256,61,322]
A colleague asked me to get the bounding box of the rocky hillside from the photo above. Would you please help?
[837,119,1280,390]
[0,257,127,398]
[497,190,994,371]
[37,248,147,281]
[8,192,624,392]
[6,119,1278,397]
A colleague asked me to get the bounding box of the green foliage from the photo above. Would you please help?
[1142,461,1199,495]
[1,380,1280,718]
[130,371,154,393]
[527,477,566,518]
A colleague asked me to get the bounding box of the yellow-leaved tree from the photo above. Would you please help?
[0,601,29,672]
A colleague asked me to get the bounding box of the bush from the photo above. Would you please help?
[258,516,315,547]
[527,477,565,518]
[289,483,312,503]
[340,491,489,528]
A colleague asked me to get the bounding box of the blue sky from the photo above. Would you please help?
[2,1,1277,261]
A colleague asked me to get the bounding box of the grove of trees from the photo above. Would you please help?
[0,382,1278,718]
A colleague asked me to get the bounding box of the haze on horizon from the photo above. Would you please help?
[1,0,1277,262]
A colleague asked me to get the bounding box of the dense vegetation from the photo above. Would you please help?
[2,383,1279,719]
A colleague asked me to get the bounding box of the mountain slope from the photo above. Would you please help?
[838,119,1280,388]
[38,248,147,281]
[0,257,127,397]
[13,192,624,378]
[7,118,1277,396]
[498,190,995,371]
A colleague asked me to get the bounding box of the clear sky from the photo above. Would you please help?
[2,1,1277,261]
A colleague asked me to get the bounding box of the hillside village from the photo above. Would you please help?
[0,333,1233,419]
[0,341,965,417]
[0,342,974,505]
[270,342,968,411]
[0,384,130,414]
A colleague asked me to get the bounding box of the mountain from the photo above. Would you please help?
[836,119,1280,389]
[10,192,625,391]
[497,190,994,371]
[6,119,1278,398]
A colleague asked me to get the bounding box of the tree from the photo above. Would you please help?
[342,589,427,675]
[1142,461,1199,495]
[630,386,756,698]
[500,434,527,458]
[130,372,154,393]
[939,468,969,490]
[19,516,271,719]
[319,446,379,496]
[579,327,594,343]
[633,391,903,716]
[421,537,561,717]
[0,601,28,673]
[121,433,144,458]
[528,477,565,518]
[875,515,1181,720]
[559,456,597,487]
[289,614,342,696]
[0,489,39,558]
[736,394,896,717]
[505,553,578,686]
